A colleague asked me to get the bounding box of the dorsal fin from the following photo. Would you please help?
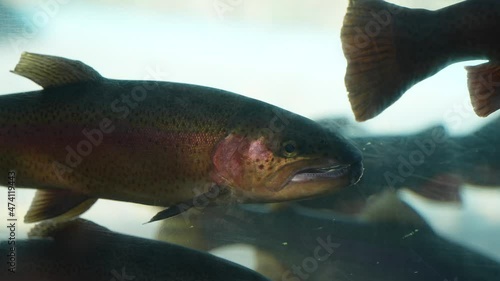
[11,52,103,88]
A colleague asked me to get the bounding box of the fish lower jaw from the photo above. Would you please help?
[290,165,350,183]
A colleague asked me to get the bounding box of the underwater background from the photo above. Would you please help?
[0,0,499,280]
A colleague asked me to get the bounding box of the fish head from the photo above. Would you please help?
[211,106,363,203]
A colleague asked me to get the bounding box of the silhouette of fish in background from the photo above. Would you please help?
[0,52,363,224]
[341,0,500,121]
[155,117,500,280]
[0,219,271,281]
[308,115,500,213]
[155,199,500,281]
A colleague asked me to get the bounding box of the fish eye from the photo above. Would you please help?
[282,140,298,157]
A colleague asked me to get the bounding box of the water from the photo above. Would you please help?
[0,1,499,280]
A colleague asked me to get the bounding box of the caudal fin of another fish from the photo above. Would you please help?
[24,189,97,223]
[466,61,500,117]
[359,174,462,225]
[11,52,103,89]
[342,0,443,121]
[412,174,462,203]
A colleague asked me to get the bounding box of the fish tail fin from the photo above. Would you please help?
[24,189,97,223]
[342,0,442,121]
[466,61,500,117]
[412,174,462,203]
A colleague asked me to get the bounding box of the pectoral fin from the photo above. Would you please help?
[145,204,193,224]
[145,185,228,224]
[145,195,202,224]
[11,52,103,89]
[24,189,97,223]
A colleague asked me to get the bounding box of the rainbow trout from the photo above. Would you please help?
[0,219,271,281]
[342,0,500,121]
[0,52,363,223]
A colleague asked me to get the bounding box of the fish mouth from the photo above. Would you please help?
[289,160,363,185]
[290,164,350,182]
[243,160,364,203]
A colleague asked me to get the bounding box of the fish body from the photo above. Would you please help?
[342,0,500,121]
[0,53,363,222]
[0,219,271,281]
[1,80,234,206]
